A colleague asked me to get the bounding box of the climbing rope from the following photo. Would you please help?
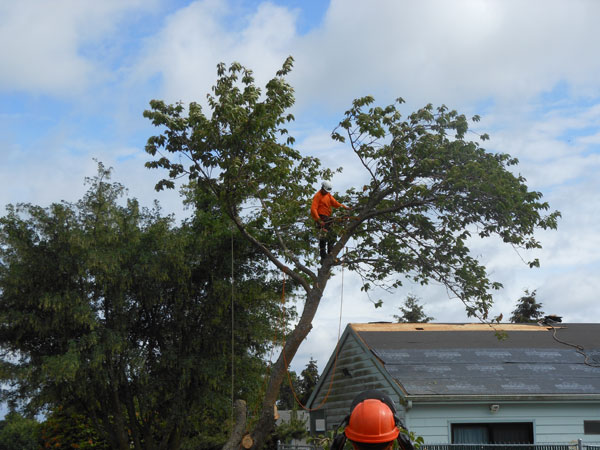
[546,322,600,368]
[230,228,235,421]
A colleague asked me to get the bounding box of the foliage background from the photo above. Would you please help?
[0,165,296,449]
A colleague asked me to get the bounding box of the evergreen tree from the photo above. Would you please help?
[277,371,300,410]
[510,289,544,323]
[394,295,434,323]
[299,358,319,405]
[277,358,319,409]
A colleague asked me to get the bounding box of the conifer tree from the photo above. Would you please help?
[510,289,544,323]
[394,295,434,323]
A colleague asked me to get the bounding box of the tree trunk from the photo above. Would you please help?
[124,387,146,450]
[106,361,131,450]
[224,214,335,450]
[248,286,325,450]
[222,399,248,450]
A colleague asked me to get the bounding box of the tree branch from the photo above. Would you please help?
[229,211,312,293]
[257,196,316,281]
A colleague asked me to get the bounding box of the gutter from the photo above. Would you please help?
[405,394,600,403]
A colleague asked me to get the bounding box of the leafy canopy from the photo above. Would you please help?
[144,57,559,321]
[0,412,40,450]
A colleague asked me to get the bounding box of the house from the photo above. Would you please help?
[275,409,311,446]
[306,323,600,444]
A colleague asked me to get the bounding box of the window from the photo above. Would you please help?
[452,423,533,444]
[311,409,326,433]
[584,421,600,435]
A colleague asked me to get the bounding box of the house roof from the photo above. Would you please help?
[351,323,600,399]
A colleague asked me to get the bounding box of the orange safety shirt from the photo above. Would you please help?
[311,190,344,221]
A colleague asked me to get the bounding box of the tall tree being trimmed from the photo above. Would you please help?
[394,295,434,323]
[510,289,544,323]
[143,57,559,449]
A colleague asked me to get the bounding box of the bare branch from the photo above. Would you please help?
[229,211,312,293]
[257,196,316,281]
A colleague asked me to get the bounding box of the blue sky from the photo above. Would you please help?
[2,0,600,376]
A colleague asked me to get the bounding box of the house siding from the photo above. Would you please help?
[407,402,600,444]
[309,329,405,433]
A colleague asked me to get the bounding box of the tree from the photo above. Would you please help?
[299,357,319,405]
[277,370,300,410]
[272,410,308,445]
[40,407,110,449]
[0,164,289,450]
[277,358,319,409]
[0,411,40,450]
[143,57,559,449]
[510,289,544,323]
[271,360,318,450]
[394,295,434,323]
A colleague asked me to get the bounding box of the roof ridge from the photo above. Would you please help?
[350,323,553,332]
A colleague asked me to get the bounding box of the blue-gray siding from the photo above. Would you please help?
[407,402,600,444]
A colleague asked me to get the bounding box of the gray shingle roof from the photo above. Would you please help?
[353,323,600,397]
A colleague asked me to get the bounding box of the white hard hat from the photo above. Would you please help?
[322,181,332,192]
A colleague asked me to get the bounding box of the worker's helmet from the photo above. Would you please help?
[322,181,332,192]
[331,390,413,450]
[345,397,399,444]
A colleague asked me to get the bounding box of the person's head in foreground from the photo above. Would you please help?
[332,390,414,450]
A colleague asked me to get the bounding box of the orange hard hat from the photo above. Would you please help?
[344,398,399,443]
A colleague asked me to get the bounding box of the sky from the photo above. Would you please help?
[1,0,600,380]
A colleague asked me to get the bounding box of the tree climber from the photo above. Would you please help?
[311,181,350,262]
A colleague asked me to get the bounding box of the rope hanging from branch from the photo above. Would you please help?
[230,228,235,421]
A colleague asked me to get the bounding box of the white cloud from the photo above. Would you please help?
[0,134,186,220]
[133,0,298,105]
[290,0,600,112]
[0,0,154,96]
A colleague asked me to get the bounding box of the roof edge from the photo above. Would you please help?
[305,324,354,409]
[350,323,554,332]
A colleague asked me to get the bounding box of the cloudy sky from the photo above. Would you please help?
[1,0,600,376]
